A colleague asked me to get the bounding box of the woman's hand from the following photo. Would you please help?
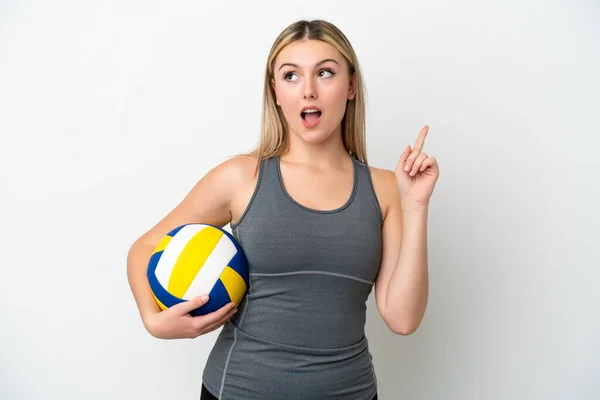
[395,125,440,209]
[144,296,238,339]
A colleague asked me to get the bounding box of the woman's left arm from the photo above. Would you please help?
[373,125,439,335]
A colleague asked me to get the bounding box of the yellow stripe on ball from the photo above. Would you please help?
[153,235,172,254]
[167,226,223,298]
[220,265,247,306]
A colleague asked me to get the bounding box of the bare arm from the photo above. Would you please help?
[126,156,250,334]
[371,168,429,335]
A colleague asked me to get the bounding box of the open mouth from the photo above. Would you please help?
[301,108,322,127]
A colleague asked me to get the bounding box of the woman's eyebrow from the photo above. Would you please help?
[278,58,340,71]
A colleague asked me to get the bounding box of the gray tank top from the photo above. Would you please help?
[202,154,383,399]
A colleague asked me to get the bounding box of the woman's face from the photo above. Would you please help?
[271,39,356,145]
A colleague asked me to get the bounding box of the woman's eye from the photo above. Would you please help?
[284,72,298,81]
[319,70,333,78]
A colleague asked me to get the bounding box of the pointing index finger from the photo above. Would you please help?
[413,125,429,151]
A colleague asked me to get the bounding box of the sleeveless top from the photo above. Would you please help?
[201,154,383,399]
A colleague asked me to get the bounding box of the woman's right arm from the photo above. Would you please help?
[127,156,247,339]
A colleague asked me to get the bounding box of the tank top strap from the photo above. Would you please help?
[352,157,384,223]
[254,156,283,197]
[260,156,281,185]
[230,156,279,230]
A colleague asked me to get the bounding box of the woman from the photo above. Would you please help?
[127,19,439,399]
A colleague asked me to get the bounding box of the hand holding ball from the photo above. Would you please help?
[147,223,249,317]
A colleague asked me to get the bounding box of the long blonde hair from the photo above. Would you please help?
[247,20,368,170]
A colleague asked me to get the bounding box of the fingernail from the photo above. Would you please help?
[201,295,208,302]
[404,164,410,171]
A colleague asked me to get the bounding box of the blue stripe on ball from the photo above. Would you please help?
[148,262,185,307]
[228,251,249,282]
[147,250,162,272]
[147,251,185,309]
[189,278,232,317]
[166,224,188,237]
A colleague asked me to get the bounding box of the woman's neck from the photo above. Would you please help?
[282,128,351,168]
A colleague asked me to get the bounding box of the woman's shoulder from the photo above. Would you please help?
[367,164,395,181]
[210,153,262,184]
[189,154,260,209]
[215,154,263,224]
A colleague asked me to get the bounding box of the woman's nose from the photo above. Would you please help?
[302,78,317,100]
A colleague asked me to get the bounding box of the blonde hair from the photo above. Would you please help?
[247,20,368,170]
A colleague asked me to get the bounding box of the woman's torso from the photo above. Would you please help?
[202,154,384,399]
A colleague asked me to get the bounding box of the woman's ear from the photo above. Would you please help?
[347,73,357,100]
[270,79,280,105]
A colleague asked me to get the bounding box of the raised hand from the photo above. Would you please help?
[395,125,440,209]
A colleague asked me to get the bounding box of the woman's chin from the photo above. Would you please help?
[295,127,337,144]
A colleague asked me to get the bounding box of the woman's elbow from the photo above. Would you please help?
[385,317,421,336]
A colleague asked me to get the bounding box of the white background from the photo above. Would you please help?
[1,1,599,399]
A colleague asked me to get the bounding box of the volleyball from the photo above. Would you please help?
[147,223,249,316]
